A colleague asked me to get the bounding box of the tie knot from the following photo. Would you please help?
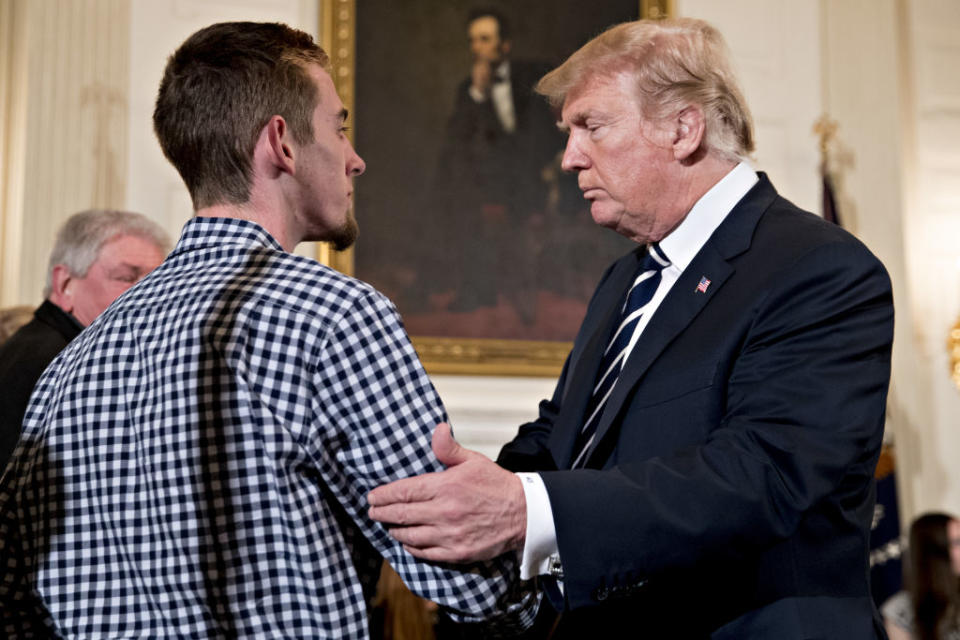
[641,244,670,273]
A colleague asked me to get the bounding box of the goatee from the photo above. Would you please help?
[328,215,359,251]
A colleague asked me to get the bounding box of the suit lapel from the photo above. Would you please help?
[548,251,641,467]
[578,174,780,467]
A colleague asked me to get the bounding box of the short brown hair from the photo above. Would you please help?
[153,22,330,209]
[537,18,755,162]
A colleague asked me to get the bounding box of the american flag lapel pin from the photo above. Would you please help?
[696,276,711,293]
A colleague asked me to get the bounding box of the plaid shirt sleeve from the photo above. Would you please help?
[306,285,538,632]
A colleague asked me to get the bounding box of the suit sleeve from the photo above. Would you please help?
[539,239,894,610]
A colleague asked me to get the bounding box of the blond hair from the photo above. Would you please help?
[537,18,754,162]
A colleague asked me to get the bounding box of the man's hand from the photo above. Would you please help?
[368,423,526,563]
[471,60,493,96]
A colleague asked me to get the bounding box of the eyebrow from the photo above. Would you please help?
[338,108,349,123]
[557,110,592,133]
[116,262,147,272]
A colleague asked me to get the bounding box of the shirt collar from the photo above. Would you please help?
[170,216,285,257]
[658,161,758,271]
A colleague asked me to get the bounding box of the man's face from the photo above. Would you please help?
[468,16,508,65]
[295,65,366,250]
[560,72,686,244]
[60,234,166,326]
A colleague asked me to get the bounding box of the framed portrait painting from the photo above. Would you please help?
[321,1,671,375]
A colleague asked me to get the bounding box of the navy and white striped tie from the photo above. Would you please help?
[571,244,670,468]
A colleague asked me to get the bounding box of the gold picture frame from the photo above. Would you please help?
[318,1,668,377]
[949,316,960,391]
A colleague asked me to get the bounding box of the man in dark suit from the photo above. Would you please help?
[0,209,169,470]
[370,17,893,639]
[436,8,560,317]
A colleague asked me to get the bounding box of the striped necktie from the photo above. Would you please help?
[571,244,671,468]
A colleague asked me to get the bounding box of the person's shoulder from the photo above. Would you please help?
[0,314,69,366]
[0,315,66,399]
[266,252,395,317]
[751,181,882,266]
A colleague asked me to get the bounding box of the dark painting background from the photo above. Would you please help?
[354,1,638,341]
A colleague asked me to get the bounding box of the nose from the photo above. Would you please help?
[560,133,589,173]
[347,140,365,177]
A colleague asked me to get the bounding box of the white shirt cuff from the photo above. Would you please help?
[516,472,559,580]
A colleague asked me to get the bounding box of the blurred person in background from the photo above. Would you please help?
[883,513,960,640]
[0,209,169,470]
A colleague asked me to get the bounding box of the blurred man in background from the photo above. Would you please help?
[0,209,169,469]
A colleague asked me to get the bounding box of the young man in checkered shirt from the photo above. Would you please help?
[0,21,536,638]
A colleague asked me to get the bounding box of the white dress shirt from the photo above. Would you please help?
[468,60,517,133]
[518,162,760,580]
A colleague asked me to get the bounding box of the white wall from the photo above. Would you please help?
[678,0,822,212]
[891,0,960,519]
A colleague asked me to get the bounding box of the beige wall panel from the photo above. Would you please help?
[0,0,28,306]
[14,0,130,305]
[897,0,960,518]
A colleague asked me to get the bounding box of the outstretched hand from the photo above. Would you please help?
[367,423,526,564]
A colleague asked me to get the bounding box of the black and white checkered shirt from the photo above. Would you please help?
[0,217,536,638]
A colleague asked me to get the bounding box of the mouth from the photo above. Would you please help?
[580,187,603,200]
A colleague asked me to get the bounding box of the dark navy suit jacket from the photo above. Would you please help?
[498,175,893,639]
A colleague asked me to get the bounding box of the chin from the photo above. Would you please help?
[590,206,620,230]
[326,216,359,251]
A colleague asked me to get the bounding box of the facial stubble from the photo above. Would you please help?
[327,212,359,251]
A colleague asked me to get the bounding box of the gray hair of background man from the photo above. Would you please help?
[536,17,755,163]
[42,209,172,298]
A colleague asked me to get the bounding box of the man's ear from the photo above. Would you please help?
[673,106,706,161]
[259,115,296,176]
[48,264,75,312]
